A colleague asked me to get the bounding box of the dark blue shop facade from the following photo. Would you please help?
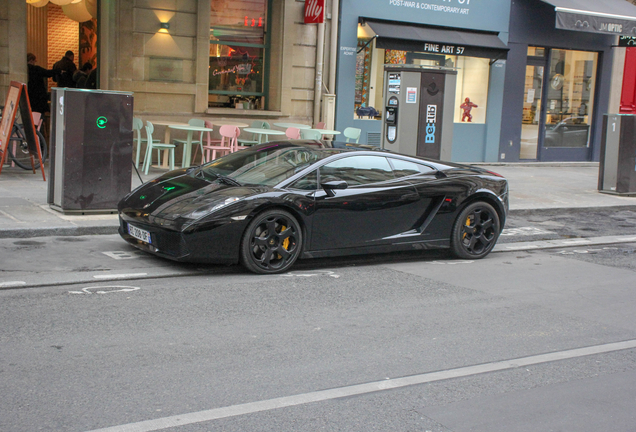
[335,0,628,162]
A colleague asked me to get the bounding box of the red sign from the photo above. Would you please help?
[304,0,324,24]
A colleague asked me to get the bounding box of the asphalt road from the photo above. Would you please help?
[1,208,636,431]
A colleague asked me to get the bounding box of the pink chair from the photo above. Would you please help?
[285,127,301,139]
[314,121,326,129]
[218,125,248,153]
[199,121,230,162]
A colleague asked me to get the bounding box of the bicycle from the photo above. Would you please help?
[6,122,48,170]
[1,106,48,170]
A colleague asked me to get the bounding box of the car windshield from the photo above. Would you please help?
[199,143,339,187]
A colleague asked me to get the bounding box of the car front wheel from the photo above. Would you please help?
[450,201,500,260]
[240,209,302,274]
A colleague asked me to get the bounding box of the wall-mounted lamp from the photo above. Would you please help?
[159,22,170,32]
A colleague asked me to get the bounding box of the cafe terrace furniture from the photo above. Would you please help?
[238,120,269,146]
[300,129,323,140]
[343,127,362,143]
[147,120,189,168]
[173,119,206,165]
[242,127,285,144]
[168,124,214,168]
[143,121,176,175]
[285,127,301,139]
[309,128,342,139]
[132,118,160,169]
[200,120,232,162]
[273,122,311,130]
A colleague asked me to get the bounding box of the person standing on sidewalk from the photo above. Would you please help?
[27,53,59,114]
[53,50,77,88]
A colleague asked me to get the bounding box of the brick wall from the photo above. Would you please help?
[47,3,78,91]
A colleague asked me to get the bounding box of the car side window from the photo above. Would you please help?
[388,158,436,177]
[319,156,395,186]
[288,169,318,190]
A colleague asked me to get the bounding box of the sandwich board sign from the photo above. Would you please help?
[0,81,45,180]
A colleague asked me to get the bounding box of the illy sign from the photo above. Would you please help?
[304,0,324,24]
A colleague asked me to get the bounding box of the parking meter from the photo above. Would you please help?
[385,96,399,143]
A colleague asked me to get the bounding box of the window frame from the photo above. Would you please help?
[208,0,273,103]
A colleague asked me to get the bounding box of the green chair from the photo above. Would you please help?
[343,127,361,143]
[301,129,323,140]
[132,117,159,169]
[142,121,176,175]
[173,118,206,166]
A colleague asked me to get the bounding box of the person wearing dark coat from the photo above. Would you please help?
[73,62,93,88]
[26,53,58,114]
[53,50,77,88]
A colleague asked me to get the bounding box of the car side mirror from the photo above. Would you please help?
[320,179,348,197]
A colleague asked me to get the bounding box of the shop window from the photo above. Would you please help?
[209,0,269,109]
[353,28,491,124]
[543,49,597,148]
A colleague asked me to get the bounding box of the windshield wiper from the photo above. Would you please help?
[195,168,242,186]
[217,175,241,187]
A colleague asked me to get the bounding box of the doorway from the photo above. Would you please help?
[520,47,598,161]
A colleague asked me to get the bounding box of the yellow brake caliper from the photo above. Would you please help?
[278,225,290,259]
[463,216,471,240]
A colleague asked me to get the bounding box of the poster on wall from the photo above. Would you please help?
[80,18,97,69]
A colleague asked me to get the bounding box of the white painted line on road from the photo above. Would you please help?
[102,251,141,260]
[86,339,636,432]
[500,227,555,236]
[69,286,140,295]
[0,281,26,288]
[93,273,148,280]
[494,234,636,253]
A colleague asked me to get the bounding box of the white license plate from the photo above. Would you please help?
[128,223,152,244]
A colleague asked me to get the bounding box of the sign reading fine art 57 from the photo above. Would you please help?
[304,0,324,24]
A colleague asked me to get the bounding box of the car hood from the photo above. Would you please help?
[120,171,270,220]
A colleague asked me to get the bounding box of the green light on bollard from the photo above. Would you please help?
[96,116,108,128]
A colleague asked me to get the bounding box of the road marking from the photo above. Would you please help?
[69,286,140,295]
[495,234,636,253]
[86,339,636,432]
[102,251,142,260]
[430,260,474,265]
[93,273,148,280]
[500,227,554,236]
[280,270,340,278]
[0,281,26,288]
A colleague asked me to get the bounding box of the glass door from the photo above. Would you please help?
[540,49,598,160]
[521,63,544,160]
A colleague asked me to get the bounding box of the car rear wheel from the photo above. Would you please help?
[240,209,302,274]
[450,201,500,259]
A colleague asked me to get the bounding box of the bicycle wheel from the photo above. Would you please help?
[6,124,47,170]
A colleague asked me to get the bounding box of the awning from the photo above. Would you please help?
[360,18,508,59]
[541,0,636,36]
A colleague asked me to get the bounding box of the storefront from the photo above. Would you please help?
[500,0,636,162]
[335,0,511,162]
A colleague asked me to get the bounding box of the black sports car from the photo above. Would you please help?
[118,141,508,274]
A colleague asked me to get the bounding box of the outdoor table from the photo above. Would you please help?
[242,128,286,144]
[273,122,312,130]
[148,120,189,168]
[169,124,214,168]
[209,120,250,128]
[310,128,342,138]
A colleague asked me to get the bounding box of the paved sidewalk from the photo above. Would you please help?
[0,161,635,239]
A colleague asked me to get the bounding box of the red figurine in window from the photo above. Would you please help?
[460,97,478,122]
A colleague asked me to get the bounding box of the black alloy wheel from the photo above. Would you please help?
[240,209,302,274]
[450,201,500,259]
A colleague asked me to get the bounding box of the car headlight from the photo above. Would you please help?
[186,197,241,219]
